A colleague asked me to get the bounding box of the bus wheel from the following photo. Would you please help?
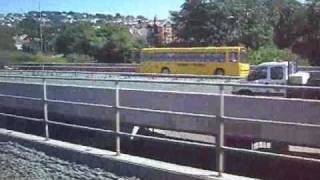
[214,69,225,76]
[161,68,170,74]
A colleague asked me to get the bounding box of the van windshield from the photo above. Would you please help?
[248,66,268,81]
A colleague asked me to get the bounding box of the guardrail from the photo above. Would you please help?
[13,65,139,69]
[11,64,140,73]
[0,75,319,178]
[251,65,320,72]
[0,70,243,81]
[13,63,138,66]
[15,64,320,73]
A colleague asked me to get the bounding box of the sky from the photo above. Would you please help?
[0,0,185,19]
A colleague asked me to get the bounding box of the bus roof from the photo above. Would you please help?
[141,47,244,53]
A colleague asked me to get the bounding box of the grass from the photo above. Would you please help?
[0,50,95,65]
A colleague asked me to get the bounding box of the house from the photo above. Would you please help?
[159,20,174,45]
[14,34,29,50]
[149,17,175,45]
[14,35,40,53]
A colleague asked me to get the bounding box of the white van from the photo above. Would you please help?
[232,61,301,96]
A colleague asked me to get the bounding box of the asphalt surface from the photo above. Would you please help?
[0,142,140,180]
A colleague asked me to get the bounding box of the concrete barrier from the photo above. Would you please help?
[0,128,256,180]
[0,81,319,147]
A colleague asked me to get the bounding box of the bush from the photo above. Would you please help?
[65,54,95,63]
[0,51,68,64]
[54,23,145,63]
[0,50,34,64]
[32,53,67,63]
[247,46,305,65]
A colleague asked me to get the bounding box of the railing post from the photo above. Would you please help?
[115,81,121,156]
[42,78,49,140]
[216,85,225,177]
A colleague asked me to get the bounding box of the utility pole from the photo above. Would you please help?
[39,0,43,53]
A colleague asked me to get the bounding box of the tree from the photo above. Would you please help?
[54,23,144,63]
[96,13,107,19]
[115,13,122,20]
[0,26,16,50]
[274,0,320,65]
[91,24,144,63]
[171,0,216,46]
[105,15,114,21]
[137,15,148,21]
[231,0,280,49]
[54,23,95,55]
[17,18,39,38]
[247,45,298,65]
[171,0,279,49]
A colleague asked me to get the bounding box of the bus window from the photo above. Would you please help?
[143,52,227,62]
[208,53,225,62]
[141,54,153,61]
[141,53,146,61]
[240,49,248,63]
[229,52,238,63]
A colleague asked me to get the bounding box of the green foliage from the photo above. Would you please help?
[171,0,279,49]
[54,23,95,55]
[274,0,320,65]
[0,51,68,64]
[65,54,94,63]
[54,23,144,63]
[92,24,144,63]
[232,0,280,49]
[16,17,61,53]
[17,18,39,38]
[247,46,297,65]
[0,26,16,50]
[171,0,319,65]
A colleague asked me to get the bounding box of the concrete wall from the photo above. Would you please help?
[0,81,319,147]
[2,129,253,180]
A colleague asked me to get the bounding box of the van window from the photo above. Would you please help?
[271,66,284,80]
[256,66,268,80]
[248,66,268,81]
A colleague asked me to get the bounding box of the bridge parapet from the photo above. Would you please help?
[0,74,319,178]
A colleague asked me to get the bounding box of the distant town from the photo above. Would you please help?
[0,11,175,52]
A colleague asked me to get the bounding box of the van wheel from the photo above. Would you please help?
[161,68,170,74]
[214,69,225,76]
[239,90,254,96]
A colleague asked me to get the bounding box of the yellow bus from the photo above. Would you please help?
[140,47,250,76]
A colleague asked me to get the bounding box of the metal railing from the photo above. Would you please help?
[14,65,138,70]
[0,75,320,178]
[12,63,320,72]
[251,65,320,72]
[0,70,243,80]
[13,63,138,66]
